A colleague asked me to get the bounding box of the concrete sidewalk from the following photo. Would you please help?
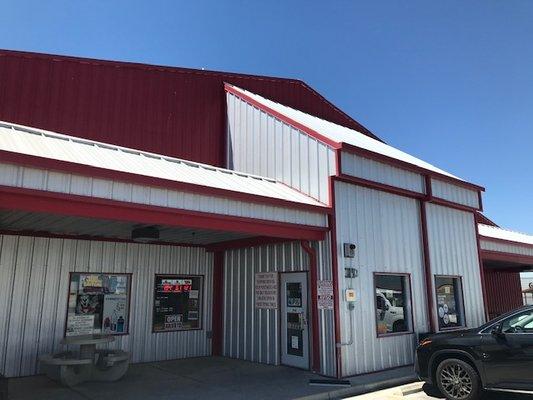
[6,356,417,400]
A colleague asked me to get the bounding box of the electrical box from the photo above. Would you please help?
[345,268,358,278]
[345,289,356,302]
[343,243,356,258]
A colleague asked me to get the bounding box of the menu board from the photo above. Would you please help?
[153,275,203,332]
[66,273,130,336]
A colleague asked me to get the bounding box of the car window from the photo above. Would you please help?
[502,310,533,334]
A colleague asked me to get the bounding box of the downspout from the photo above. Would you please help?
[300,240,321,374]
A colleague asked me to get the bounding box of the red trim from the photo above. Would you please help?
[225,83,342,150]
[335,175,424,200]
[301,241,321,373]
[206,237,298,252]
[429,196,480,213]
[0,186,328,241]
[0,150,330,215]
[420,186,437,333]
[341,143,485,193]
[211,251,224,356]
[474,223,490,321]
[0,229,206,247]
[479,236,533,250]
[329,153,343,379]
[480,250,533,266]
[477,191,484,212]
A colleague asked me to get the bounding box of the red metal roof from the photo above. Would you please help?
[0,49,378,167]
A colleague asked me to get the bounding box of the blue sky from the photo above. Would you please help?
[1,1,532,232]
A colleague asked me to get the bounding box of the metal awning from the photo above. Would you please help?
[479,224,533,270]
[0,121,329,245]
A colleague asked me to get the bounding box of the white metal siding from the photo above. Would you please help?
[222,240,336,377]
[334,181,428,376]
[0,234,213,377]
[480,240,533,257]
[226,92,336,204]
[341,152,425,194]
[0,163,327,228]
[425,204,485,329]
[431,179,480,209]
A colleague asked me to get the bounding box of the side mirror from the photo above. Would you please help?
[385,303,390,311]
[491,324,503,336]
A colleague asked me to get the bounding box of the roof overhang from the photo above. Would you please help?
[479,224,533,271]
[0,122,330,246]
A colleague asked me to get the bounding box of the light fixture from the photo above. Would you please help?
[131,226,160,242]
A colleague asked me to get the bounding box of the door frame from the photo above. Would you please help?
[279,271,311,370]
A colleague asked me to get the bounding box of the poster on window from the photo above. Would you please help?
[65,273,131,337]
[153,275,203,332]
[255,272,278,309]
[435,277,463,329]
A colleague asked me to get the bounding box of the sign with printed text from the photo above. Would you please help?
[255,272,278,309]
[317,280,334,310]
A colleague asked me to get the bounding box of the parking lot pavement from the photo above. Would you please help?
[346,382,533,399]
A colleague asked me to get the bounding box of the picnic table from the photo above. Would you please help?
[40,334,130,386]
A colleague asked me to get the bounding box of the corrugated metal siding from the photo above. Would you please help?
[431,179,480,209]
[484,270,523,319]
[340,152,425,193]
[425,203,485,328]
[0,163,327,228]
[226,92,336,204]
[480,239,533,257]
[335,181,428,376]
[0,234,213,377]
[0,50,374,167]
[222,240,336,377]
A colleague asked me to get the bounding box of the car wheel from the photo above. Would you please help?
[436,358,481,400]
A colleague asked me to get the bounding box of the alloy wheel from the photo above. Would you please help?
[439,362,473,400]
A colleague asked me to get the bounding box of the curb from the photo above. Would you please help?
[295,374,418,400]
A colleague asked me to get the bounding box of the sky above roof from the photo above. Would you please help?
[1,1,532,232]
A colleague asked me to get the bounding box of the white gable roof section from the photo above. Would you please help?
[226,84,483,192]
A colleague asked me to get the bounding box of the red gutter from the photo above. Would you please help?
[300,241,321,373]
[0,185,328,241]
[420,176,437,333]
[206,237,297,252]
[0,150,331,215]
[330,150,343,378]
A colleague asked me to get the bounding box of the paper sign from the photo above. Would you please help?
[66,315,95,336]
[291,335,299,349]
[255,272,278,309]
[317,280,334,310]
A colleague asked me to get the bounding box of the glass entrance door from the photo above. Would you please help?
[280,272,309,369]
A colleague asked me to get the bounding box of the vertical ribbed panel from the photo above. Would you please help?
[431,179,480,209]
[222,240,336,377]
[484,270,523,319]
[226,92,336,204]
[480,239,533,257]
[341,152,425,193]
[334,182,428,376]
[425,204,485,328]
[0,234,213,377]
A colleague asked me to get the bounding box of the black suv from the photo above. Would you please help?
[416,305,533,400]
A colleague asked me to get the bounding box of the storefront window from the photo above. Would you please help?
[66,273,131,336]
[435,276,465,330]
[374,274,412,336]
[153,275,203,332]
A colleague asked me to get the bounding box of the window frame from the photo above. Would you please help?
[152,273,204,333]
[434,275,467,331]
[373,272,415,338]
[64,272,133,337]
